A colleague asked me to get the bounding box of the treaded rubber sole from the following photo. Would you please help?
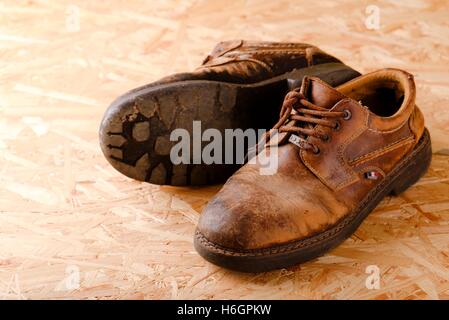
[99,62,360,185]
[194,129,432,272]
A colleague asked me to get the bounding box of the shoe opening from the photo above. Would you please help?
[337,69,412,118]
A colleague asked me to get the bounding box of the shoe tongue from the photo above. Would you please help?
[300,76,347,109]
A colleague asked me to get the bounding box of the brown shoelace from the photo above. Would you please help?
[272,88,350,154]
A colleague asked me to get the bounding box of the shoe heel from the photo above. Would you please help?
[390,130,432,196]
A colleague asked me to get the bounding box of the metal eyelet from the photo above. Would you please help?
[312,145,320,155]
[322,134,330,142]
[333,121,341,131]
[343,109,352,120]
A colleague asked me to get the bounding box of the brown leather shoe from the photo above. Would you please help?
[194,68,431,272]
[100,40,359,185]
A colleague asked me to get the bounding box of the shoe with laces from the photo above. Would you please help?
[194,68,431,272]
[99,40,359,185]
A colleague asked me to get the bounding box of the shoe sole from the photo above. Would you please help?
[99,62,360,185]
[194,128,432,272]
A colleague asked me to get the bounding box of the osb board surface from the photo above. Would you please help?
[0,0,449,300]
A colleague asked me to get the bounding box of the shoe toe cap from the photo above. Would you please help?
[197,182,298,251]
[196,170,350,251]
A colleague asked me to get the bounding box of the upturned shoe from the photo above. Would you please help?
[99,40,359,185]
[194,68,431,272]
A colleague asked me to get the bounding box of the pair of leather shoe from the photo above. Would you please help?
[100,41,431,272]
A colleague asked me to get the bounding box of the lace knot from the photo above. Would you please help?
[272,89,348,153]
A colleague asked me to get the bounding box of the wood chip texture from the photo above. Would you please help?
[0,0,449,299]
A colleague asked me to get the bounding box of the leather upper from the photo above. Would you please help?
[197,68,425,250]
[153,40,342,85]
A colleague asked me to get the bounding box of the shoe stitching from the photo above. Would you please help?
[196,129,429,257]
[349,135,415,166]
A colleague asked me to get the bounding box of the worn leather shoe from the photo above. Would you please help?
[194,68,431,272]
[100,40,359,185]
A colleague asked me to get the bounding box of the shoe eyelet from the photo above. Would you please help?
[333,121,341,131]
[322,134,330,142]
[312,145,320,155]
[343,109,352,120]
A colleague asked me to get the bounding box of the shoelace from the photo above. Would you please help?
[272,88,351,154]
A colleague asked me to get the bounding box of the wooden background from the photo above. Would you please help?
[1,0,449,299]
